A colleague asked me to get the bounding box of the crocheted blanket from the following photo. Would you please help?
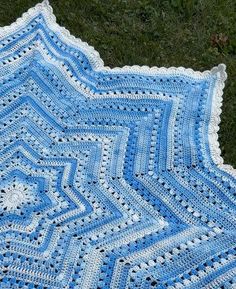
[0,1,235,288]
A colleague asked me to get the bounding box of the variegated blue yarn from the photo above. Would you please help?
[0,1,235,288]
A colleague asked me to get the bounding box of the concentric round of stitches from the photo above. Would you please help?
[0,1,235,289]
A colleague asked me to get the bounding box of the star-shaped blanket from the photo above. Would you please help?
[0,1,235,288]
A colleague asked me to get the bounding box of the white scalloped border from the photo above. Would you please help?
[0,0,235,177]
[210,66,236,178]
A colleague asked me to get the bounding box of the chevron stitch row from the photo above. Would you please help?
[0,1,235,288]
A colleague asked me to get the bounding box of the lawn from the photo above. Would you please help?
[0,0,235,167]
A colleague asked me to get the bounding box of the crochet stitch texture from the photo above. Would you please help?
[0,1,235,288]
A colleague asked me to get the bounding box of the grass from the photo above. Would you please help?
[0,0,235,167]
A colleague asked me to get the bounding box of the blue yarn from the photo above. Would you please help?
[0,1,235,288]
